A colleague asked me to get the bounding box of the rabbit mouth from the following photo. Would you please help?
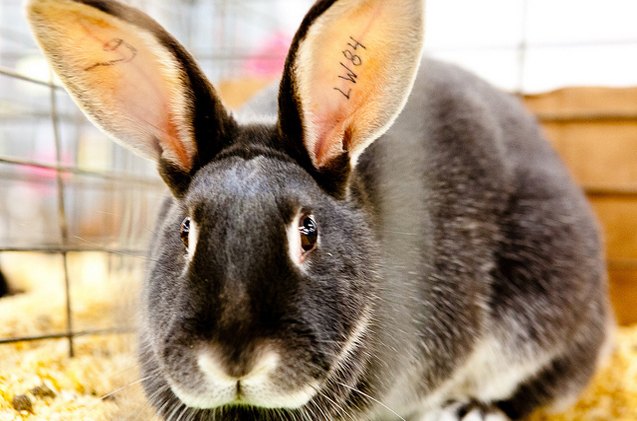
[166,349,321,410]
[168,379,319,410]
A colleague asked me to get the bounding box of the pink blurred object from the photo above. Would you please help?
[243,32,291,77]
[22,151,72,194]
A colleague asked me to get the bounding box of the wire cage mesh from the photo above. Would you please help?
[0,0,314,356]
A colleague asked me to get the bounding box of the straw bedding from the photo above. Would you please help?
[0,253,635,420]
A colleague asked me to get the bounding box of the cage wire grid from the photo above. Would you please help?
[1,0,637,359]
[0,0,307,357]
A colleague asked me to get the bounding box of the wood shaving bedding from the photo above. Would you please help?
[1,326,635,420]
[0,253,635,420]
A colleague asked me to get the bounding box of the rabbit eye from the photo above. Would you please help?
[180,217,191,248]
[299,215,318,252]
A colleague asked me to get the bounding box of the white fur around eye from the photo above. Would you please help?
[186,218,198,261]
[287,211,304,268]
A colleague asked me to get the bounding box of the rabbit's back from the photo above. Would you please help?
[241,61,609,416]
[355,58,609,416]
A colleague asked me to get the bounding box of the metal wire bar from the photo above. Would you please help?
[0,110,78,121]
[0,327,134,345]
[0,64,64,90]
[0,156,161,187]
[0,246,146,255]
[49,71,75,357]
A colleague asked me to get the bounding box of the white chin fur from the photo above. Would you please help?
[167,378,235,409]
[168,349,319,410]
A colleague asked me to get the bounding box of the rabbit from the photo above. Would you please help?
[26,0,611,420]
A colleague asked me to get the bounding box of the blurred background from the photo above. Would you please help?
[1,0,637,356]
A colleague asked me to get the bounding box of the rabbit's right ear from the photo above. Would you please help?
[26,0,234,196]
[278,0,424,194]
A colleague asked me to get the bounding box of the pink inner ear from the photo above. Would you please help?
[312,112,347,168]
[313,122,343,167]
[109,69,191,169]
[77,17,193,171]
[291,0,424,171]
[162,112,192,170]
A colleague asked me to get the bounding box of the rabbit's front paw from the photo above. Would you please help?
[420,400,510,421]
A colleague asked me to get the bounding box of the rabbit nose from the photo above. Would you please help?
[197,346,279,384]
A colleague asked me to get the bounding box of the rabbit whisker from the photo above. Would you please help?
[309,383,356,421]
[100,374,153,400]
[334,381,405,421]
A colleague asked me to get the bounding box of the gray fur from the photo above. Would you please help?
[137,58,610,420]
[27,0,610,420]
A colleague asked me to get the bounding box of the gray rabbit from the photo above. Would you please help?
[27,0,611,420]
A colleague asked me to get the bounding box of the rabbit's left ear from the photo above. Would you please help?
[26,0,233,194]
[278,0,425,171]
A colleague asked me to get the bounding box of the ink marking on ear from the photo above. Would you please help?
[333,36,367,101]
[84,38,138,71]
[333,86,352,100]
